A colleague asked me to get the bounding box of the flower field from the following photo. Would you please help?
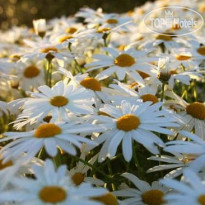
[0,0,205,204]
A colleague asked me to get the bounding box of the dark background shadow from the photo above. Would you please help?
[0,0,155,29]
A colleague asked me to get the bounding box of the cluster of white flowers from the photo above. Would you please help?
[0,0,205,204]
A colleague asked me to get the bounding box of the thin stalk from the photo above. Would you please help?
[72,155,111,181]
[107,160,116,191]
[133,144,144,179]
[160,83,165,102]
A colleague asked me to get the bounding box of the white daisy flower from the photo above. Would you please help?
[147,153,197,179]
[15,80,94,127]
[164,130,205,173]
[0,153,43,191]
[21,36,73,62]
[187,40,205,62]
[161,169,205,205]
[59,68,110,104]
[0,121,102,161]
[0,159,107,205]
[114,173,169,205]
[94,100,178,162]
[142,33,183,51]
[109,81,158,105]
[165,90,205,139]
[33,19,46,38]
[87,13,133,31]
[15,59,45,91]
[85,47,157,82]
[155,57,202,89]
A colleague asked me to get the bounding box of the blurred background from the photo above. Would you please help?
[0,0,154,30]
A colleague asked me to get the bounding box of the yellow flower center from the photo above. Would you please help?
[50,96,69,107]
[66,27,77,34]
[92,192,119,205]
[176,55,191,61]
[141,94,158,104]
[80,77,101,91]
[118,45,126,51]
[23,65,40,78]
[114,54,136,67]
[199,5,205,13]
[97,27,111,33]
[71,172,85,186]
[156,34,173,41]
[186,102,205,120]
[117,114,140,131]
[199,194,205,205]
[58,35,73,43]
[141,190,164,205]
[41,47,58,53]
[34,124,62,138]
[39,186,67,203]
[106,19,118,24]
[0,157,13,170]
[127,10,134,16]
[197,46,205,56]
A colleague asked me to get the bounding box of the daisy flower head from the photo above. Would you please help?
[15,59,45,91]
[59,68,110,104]
[0,159,107,205]
[33,19,46,38]
[68,152,104,187]
[108,81,158,106]
[15,80,94,127]
[156,57,201,89]
[147,153,197,179]
[21,36,73,63]
[165,90,205,139]
[94,100,179,162]
[187,40,205,63]
[0,121,101,161]
[154,33,181,50]
[161,169,205,205]
[169,48,194,68]
[85,47,157,82]
[163,130,205,173]
[0,153,43,191]
[56,27,95,48]
[87,13,133,32]
[114,173,169,205]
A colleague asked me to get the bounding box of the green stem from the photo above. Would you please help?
[72,155,111,181]
[160,83,165,102]
[193,81,198,101]
[46,59,53,87]
[133,144,144,179]
[107,160,116,191]
[53,150,62,168]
